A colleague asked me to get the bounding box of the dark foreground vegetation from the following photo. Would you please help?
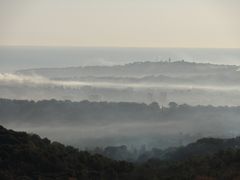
[0,125,133,180]
[1,126,240,179]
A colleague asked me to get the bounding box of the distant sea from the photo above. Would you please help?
[0,46,240,72]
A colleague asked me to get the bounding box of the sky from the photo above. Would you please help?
[0,0,240,48]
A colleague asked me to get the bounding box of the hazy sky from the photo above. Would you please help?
[0,0,240,48]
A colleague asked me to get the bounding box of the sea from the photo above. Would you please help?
[0,46,240,73]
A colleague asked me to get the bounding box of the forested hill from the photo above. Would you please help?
[1,125,240,179]
[16,61,239,78]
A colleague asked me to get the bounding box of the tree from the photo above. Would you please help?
[168,102,178,109]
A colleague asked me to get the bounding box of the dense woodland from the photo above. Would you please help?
[1,98,240,125]
[1,125,240,180]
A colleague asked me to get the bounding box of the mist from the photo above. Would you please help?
[1,0,240,177]
[1,49,240,153]
[1,70,240,106]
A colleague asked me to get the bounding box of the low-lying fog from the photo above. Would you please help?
[3,116,240,150]
[1,72,240,106]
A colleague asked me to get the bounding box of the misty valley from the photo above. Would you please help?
[1,60,240,179]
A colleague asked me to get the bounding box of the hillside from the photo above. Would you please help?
[1,125,240,179]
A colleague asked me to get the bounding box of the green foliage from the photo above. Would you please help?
[1,125,240,180]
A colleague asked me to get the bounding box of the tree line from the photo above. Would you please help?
[0,98,240,125]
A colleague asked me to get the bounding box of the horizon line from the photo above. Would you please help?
[0,45,240,49]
